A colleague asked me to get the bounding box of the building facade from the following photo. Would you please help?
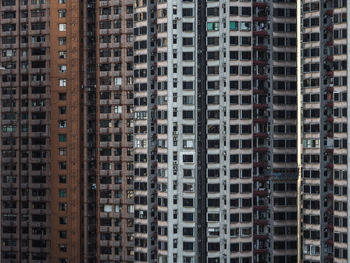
[133,0,298,263]
[96,0,135,262]
[0,0,98,262]
[1,0,350,263]
[301,0,349,262]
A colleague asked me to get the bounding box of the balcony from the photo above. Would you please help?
[326,40,334,46]
[254,105,268,111]
[327,178,334,185]
[254,190,268,196]
[253,74,268,80]
[253,30,268,36]
[253,45,268,51]
[326,101,334,108]
[326,148,334,154]
[253,16,267,22]
[327,116,334,123]
[253,132,268,138]
[253,117,268,124]
[253,205,269,210]
[327,131,334,138]
[327,71,334,77]
[253,60,268,66]
[253,147,268,153]
[254,248,268,254]
[327,254,334,261]
[253,175,268,182]
[254,219,268,225]
[326,239,334,245]
[253,1,268,7]
[253,162,268,168]
[326,10,334,16]
[326,25,333,32]
[326,56,334,62]
[327,163,334,169]
[254,234,269,240]
[253,88,268,95]
[327,86,334,93]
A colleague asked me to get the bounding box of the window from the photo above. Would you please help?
[183,183,194,192]
[59,79,66,87]
[59,65,67,73]
[183,213,194,221]
[183,8,193,16]
[230,21,238,30]
[58,23,66,31]
[58,9,66,18]
[59,217,67,224]
[59,203,67,211]
[59,162,66,170]
[59,120,67,128]
[183,23,193,31]
[59,148,66,156]
[58,0,66,3]
[59,134,67,142]
[183,169,194,177]
[114,77,122,85]
[207,22,219,31]
[59,189,67,197]
[59,244,67,252]
[59,93,66,100]
[183,155,194,163]
[58,37,66,45]
[59,107,66,114]
[114,106,122,113]
[183,140,194,148]
[58,51,66,59]
[59,175,66,183]
[59,231,67,238]
[240,22,251,31]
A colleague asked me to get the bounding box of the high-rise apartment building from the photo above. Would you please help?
[96,0,135,262]
[301,0,348,262]
[0,0,99,262]
[133,0,299,262]
[1,0,349,263]
[0,0,135,261]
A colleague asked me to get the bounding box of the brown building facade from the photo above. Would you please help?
[0,0,99,262]
[96,0,135,262]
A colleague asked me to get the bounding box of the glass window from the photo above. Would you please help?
[58,37,66,45]
[207,22,219,31]
[59,189,67,197]
[59,65,67,73]
[59,106,66,114]
[59,93,66,100]
[58,23,66,31]
[58,51,66,59]
[59,203,67,211]
[59,148,66,156]
[59,120,66,128]
[59,79,66,86]
[59,134,66,142]
[59,175,66,183]
[58,9,66,18]
[230,21,238,30]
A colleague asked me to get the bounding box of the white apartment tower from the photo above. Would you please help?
[133,0,298,262]
[133,0,350,262]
